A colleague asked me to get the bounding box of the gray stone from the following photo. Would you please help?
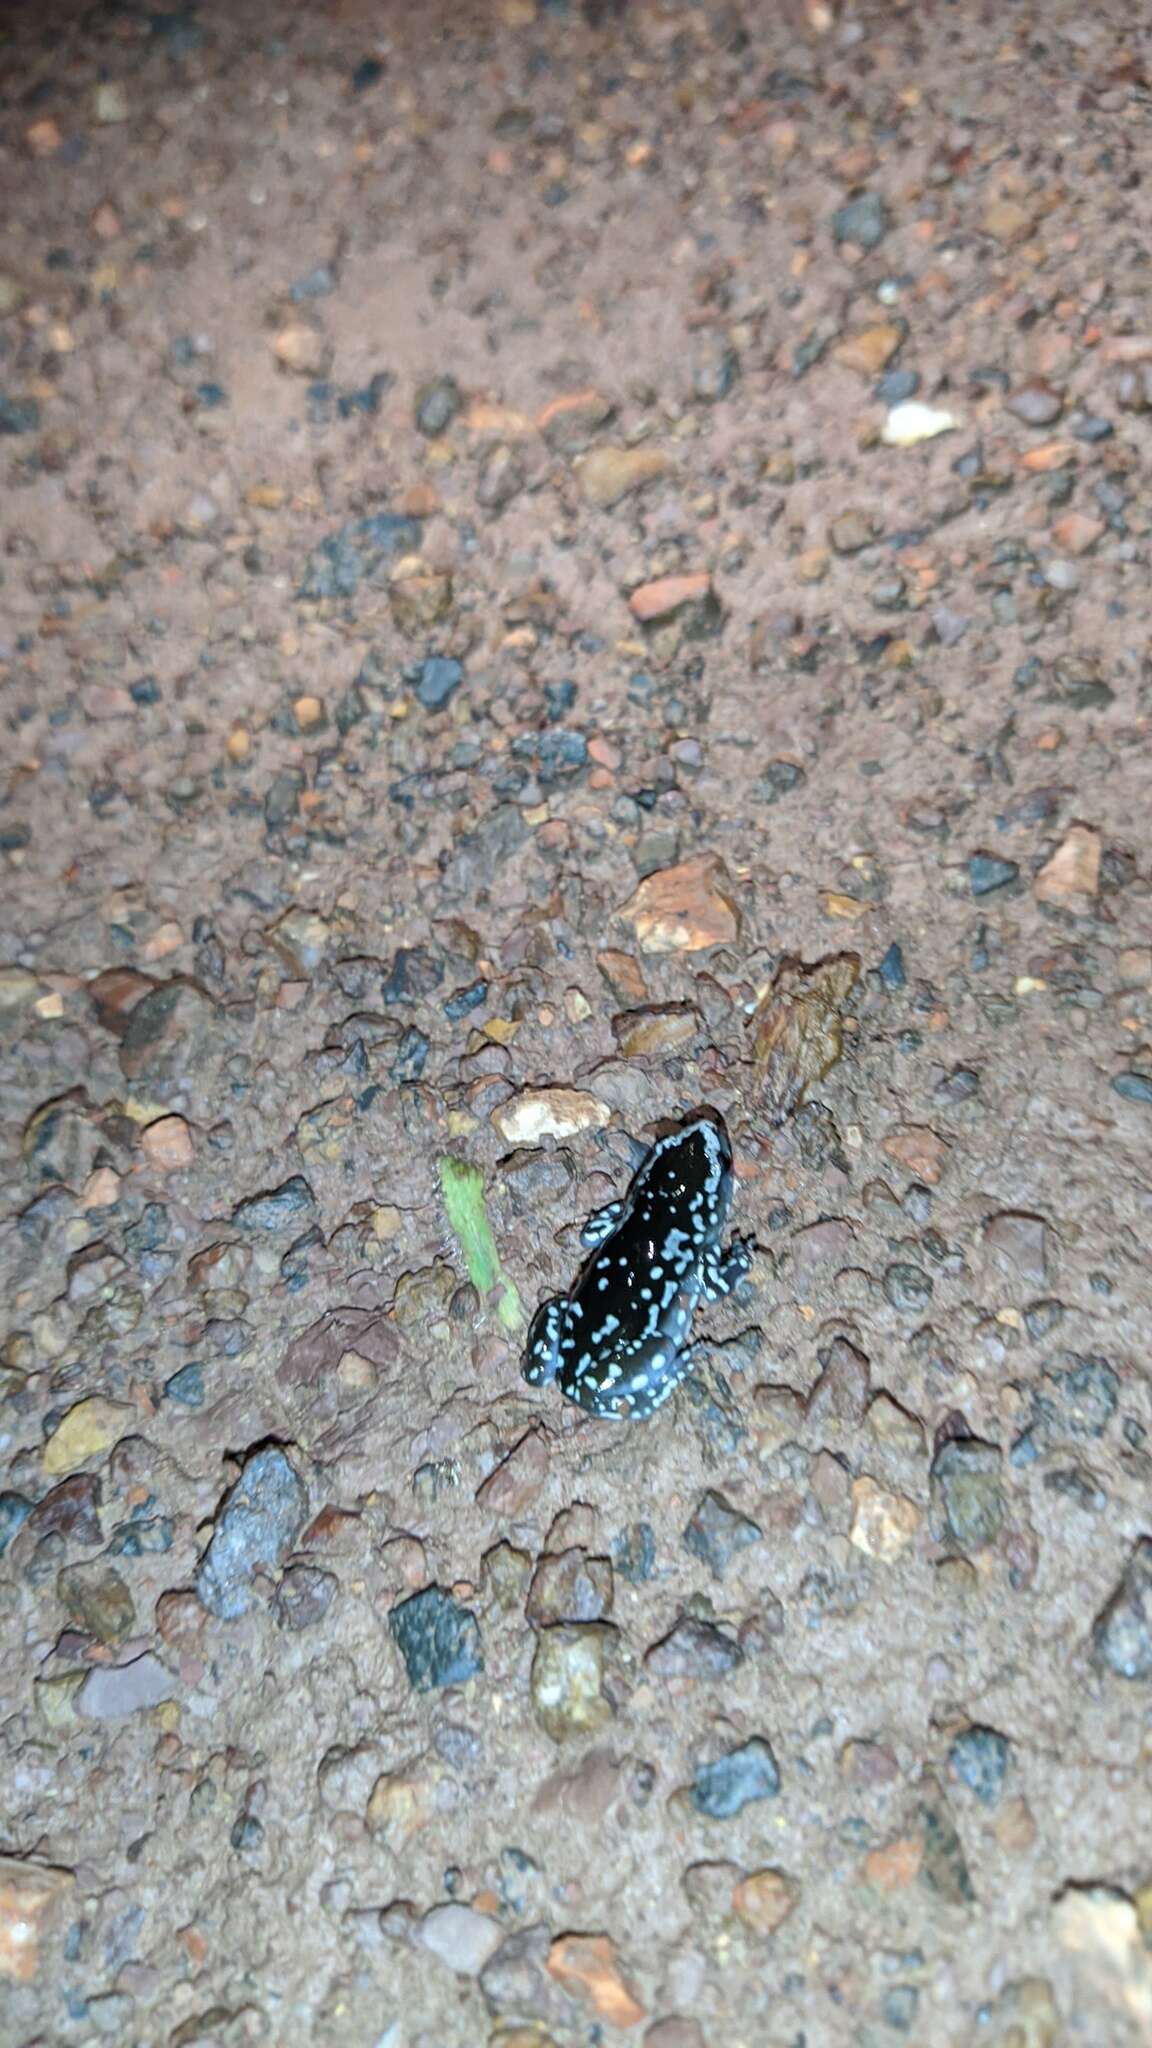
[1093,1538,1152,1680]
[196,1446,309,1620]
[831,192,891,251]
[930,1436,1004,1552]
[79,1652,176,1719]
[692,1736,780,1818]
[418,1901,503,1975]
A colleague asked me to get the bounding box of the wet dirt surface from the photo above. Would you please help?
[2,0,1152,2041]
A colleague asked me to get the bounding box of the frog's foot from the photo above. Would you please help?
[579,1199,624,1249]
[700,1234,755,1303]
[522,1296,565,1387]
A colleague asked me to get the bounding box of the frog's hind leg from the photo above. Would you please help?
[700,1234,755,1303]
[522,1296,565,1386]
[579,1200,624,1248]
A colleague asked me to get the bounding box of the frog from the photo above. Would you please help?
[521,1108,753,1420]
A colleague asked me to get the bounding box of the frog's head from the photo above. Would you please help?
[676,1106,733,1179]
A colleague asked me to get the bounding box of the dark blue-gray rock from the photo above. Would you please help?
[415,657,464,711]
[390,1585,483,1691]
[0,1492,33,1555]
[948,1724,1010,1806]
[390,1027,429,1084]
[338,372,392,419]
[535,728,588,781]
[756,759,805,804]
[124,1202,169,1256]
[918,1774,975,1905]
[1070,411,1114,443]
[443,980,488,1021]
[969,852,1020,896]
[682,1490,762,1578]
[878,941,906,989]
[692,1736,780,1818]
[831,192,891,251]
[876,369,920,405]
[1044,1464,1106,1514]
[884,1262,934,1313]
[1093,1539,1152,1680]
[0,392,41,435]
[263,767,305,829]
[1038,1355,1118,1441]
[1113,1070,1152,1105]
[118,977,217,1087]
[1024,1298,1064,1341]
[298,511,423,601]
[231,1175,316,1234]
[613,1521,656,1583]
[930,1436,1003,1552]
[196,1447,309,1620]
[106,1514,173,1557]
[290,264,337,302]
[644,1616,743,1679]
[415,375,462,437]
[382,945,443,1003]
[165,1362,205,1407]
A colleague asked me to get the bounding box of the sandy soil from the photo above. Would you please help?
[2,0,1152,2043]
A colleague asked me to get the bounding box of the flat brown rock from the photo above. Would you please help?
[1034,823,1101,906]
[628,572,712,622]
[576,445,672,508]
[546,1932,646,2027]
[618,854,739,954]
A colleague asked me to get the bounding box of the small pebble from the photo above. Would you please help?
[948,1723,1011,1806]
[418,1902,503,1975]
[389,1585,483,1691]
[415,374,463,436]
[196,1446,309,1620]
[692,1737,781,1818]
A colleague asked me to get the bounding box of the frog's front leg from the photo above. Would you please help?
[522,1296,566,1386]
[579,1199,624,1248]
[700,1235,754,1303]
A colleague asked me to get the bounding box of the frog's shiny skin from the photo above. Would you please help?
[522,1109,752,1420]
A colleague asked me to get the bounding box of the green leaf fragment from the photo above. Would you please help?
[439,1156,525,1333]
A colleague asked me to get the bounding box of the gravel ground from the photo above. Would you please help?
[2,0,1152,2043]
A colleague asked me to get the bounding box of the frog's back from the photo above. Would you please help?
[557,1112,733,1415]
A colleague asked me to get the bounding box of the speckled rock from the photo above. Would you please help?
[692,1737,780,1818]
[930,1436,1004,1553]
[949,1724,1011,1806]
[196,1446,309,1620]
[389,1585,484,1690]
[1093,1540,1152,1680]
[531,1624,616,1739]
[681,1490,762,1578]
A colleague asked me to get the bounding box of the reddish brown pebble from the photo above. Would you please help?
[731,1868,798,1937]
[0,1859,75,1983]
[881,1125,950,1184]
[628,572,712,623]
[863,1836,924,1890]
[546,1933,646,2027]
[618,854,739,954]
[141,1115,195,1173]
